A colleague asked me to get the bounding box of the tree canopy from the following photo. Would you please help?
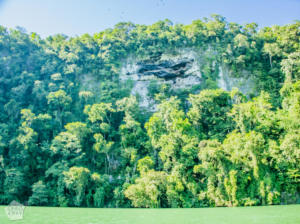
[0,16,299,207]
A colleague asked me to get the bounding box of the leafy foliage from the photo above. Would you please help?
[0,17,299,207]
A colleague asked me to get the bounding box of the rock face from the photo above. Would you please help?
[217,66,255,93]
[120,49,254,110]
[136,58,194,80]
[121,50,202,110]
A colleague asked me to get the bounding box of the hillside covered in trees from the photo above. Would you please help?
[0,15,299,208]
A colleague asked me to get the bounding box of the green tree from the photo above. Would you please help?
[125,170,167,208]
[47,90,72,128]
[63,166,90,206]
[188,89,234,141]
[28,181,49,206]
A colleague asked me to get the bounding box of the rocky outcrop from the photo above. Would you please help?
[136,58,194,79]
[120,49,254,110]
[217,66,254,93]
[121,50,202,110]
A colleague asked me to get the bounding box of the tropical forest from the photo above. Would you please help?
[0,15,299,209]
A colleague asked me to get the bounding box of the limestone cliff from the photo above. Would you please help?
[120,49,254,109]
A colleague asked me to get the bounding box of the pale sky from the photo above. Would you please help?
[0,0,299,37]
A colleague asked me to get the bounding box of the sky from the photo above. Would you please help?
[0,0,299,37]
